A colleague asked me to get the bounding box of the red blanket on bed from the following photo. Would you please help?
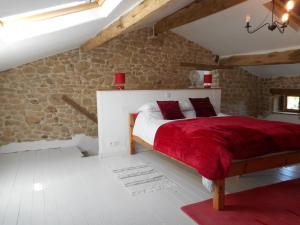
[153,116,300,180]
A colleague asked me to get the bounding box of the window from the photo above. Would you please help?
[286,96,300,112]
[0,0,123,43]
[271,89,300,114]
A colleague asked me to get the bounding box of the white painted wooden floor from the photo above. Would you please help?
[0,147,300,225]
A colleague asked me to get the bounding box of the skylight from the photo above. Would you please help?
[0,0,121,43]
[0,1,100,26]
[1,1,88,23]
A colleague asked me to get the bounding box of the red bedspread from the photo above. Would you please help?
[153,116,300,180]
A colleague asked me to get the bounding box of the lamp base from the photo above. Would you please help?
[204,83,212,88]
[114,84,125,90]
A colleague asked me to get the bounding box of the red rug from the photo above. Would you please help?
[181,179,300,225]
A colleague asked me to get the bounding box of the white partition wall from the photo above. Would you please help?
[97,89,221,157]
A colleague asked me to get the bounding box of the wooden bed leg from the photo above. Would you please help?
[213,179,225,210]
[130,136,136,155]
[129,114,136,155]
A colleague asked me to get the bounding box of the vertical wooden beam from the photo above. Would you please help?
[213,179,225,210]
[129,113,136,155]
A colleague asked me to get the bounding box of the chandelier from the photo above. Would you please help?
[245,0,295,34]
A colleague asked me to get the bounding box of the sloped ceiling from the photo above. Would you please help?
[0,0,194,72]
[0,0,144,71]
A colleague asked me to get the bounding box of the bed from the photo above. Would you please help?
[129,101,300,211]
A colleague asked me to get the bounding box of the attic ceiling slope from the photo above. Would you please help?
[0,0,143,72]
[81,0,175,51]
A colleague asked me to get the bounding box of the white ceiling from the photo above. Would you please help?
[131,0,194,31]
[0,0,299,76]
[172,0,300,57]
[171,0,300,76]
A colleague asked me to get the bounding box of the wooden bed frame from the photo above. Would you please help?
[129,113,300,211]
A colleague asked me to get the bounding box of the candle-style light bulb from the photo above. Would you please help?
[245,14,251,23]
[286,0,295,12]
[281,13,289,23]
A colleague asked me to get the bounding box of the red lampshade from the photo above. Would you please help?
[204,74,212,83]
[203,73,213,88]
[115,72,125,84]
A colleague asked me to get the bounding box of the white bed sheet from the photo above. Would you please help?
[133,110,227,145]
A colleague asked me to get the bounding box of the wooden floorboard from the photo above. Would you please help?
[0,147,299,225]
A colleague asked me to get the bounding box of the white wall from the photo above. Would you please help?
[97,89,221,157]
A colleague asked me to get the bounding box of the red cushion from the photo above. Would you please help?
[189,97,216,117]
[157,101,185,120]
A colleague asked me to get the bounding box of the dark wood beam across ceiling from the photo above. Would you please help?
[219,49,300,66]
[180,62,236,70]
[154,0,246,35]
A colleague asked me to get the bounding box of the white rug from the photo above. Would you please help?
[111,162,177,196]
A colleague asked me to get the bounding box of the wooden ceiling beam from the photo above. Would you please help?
[181,62,236,70]
[264,0,300,32]
[270,88,300,96]
[154,0,246,35]
[81,0,174,51]
[220,49,300,66]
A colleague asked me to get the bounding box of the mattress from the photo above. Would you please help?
[132,111,300,191]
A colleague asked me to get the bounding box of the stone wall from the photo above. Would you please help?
[217,68,261,116]
[260,75,300,116]
[216,71,300,117]
[217,72,300,117]
[0,28,216,146]
[3,27,286,147]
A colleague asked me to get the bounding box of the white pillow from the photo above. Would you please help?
[143,111,164,120]
[142,110,195,122]
[179,100,193,111]
[183,110,196,118]
[138,102,160,113]
[137,100,193,113]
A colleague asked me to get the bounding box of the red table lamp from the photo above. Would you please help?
[203,73,213,88]
[115,72,125,90]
